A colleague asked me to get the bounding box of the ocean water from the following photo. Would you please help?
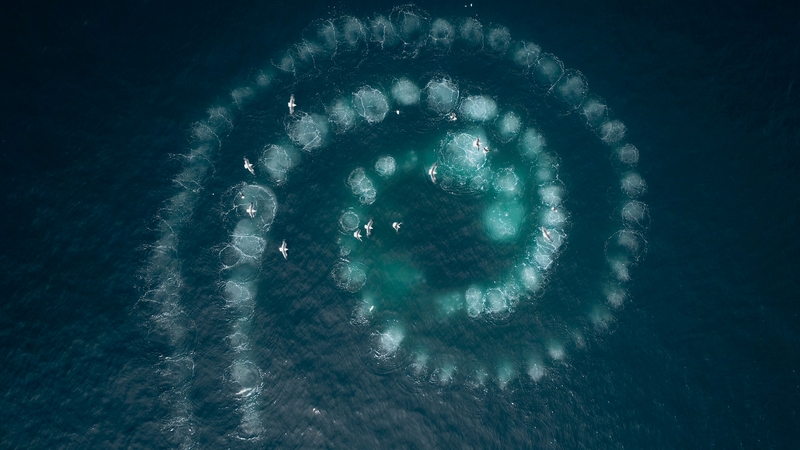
[2,0,799,448]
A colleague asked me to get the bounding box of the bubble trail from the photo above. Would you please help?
[218,183,277,440]
[141,7,651,440]
[137,81,264,447]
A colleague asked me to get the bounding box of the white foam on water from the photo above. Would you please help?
[616,143,639,165]
[291,40,323,73]
[347,167,378,205]
[485,26,511,54]
[458,95,498,122]
[610,259,630,282]
[259,144,300,185]
[600,119,627,144]
[315,20,339,54]
[431,360,456,386]
[485,288,509,314]
[340,16,367,50]
[410,350,430,377]
[230,87,254,107]
[605,285,627,308]
[527,359,547,382]
[518,128,546,159]
[390,5,430,48]
[425,78,460,114]
[590,305,613,331]
[374,155,397,177]
[539,184,564,207]
[511,41,541,69]
[255,71,271,87]
[621,200,649,228]
[339,208,361,232]
[517,264,540,292]
[288,113,329,151]
[533,53,564,89]
[370,15,400,48]
[378,324,405,356]
[228,328,250,353]
[543,208,568,228]
[466,366,490,389]
[391,78,421,106]
[353,86,390,124]
[428,18,454,49]
[275,52,296,75]
[493,167,522,197]
[458,18,484,47]
[614,229,647,260]
[621,172,647,198]
[236,403,265,441]
[582,97,608,128]
[327,98,358,133]
[228,359,263,399]
[332,260,369,292]
[496,362,516,390]
[555,71,588,108]
[547,342,565,361]
[353,295,376,325]
[231,221,267,259]
[497,111,522,141]
[436,132,488,193]
[234,184,278,231]
[465,285,485,318]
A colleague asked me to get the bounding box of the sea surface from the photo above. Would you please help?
[2,0,798,448]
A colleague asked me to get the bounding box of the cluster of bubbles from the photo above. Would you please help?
[321,84,573,387]
[220,183,277,440]
[138,5,649,443]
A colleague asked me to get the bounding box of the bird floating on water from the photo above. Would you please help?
[354,228,363,242]
[243,157,255,175]
[392,222,402,233]
[473,137,481,148]
[541,226,553,242]
[288,94,296,115]
[428,162,438,184]
[364,218,373,237]
[482,146,490,154]
[246,202,256,219]
[279,240,288,259]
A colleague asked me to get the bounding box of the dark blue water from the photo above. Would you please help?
[3,0,798,448]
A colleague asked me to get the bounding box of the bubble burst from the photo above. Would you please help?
[141,7,651,439]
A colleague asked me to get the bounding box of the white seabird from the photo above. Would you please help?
[541,226,553,242]
[428,162,438,184]
[392,222,402,233]
[246,202,256,219]
[243,157,255,175]
[288,94,296,115]
[354,228,363,242]
[448,111,457,121]
[482,146,490,154]
[279,240,288,259]
[364,218,373,237]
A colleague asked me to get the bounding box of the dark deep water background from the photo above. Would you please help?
[2,0,799,448]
